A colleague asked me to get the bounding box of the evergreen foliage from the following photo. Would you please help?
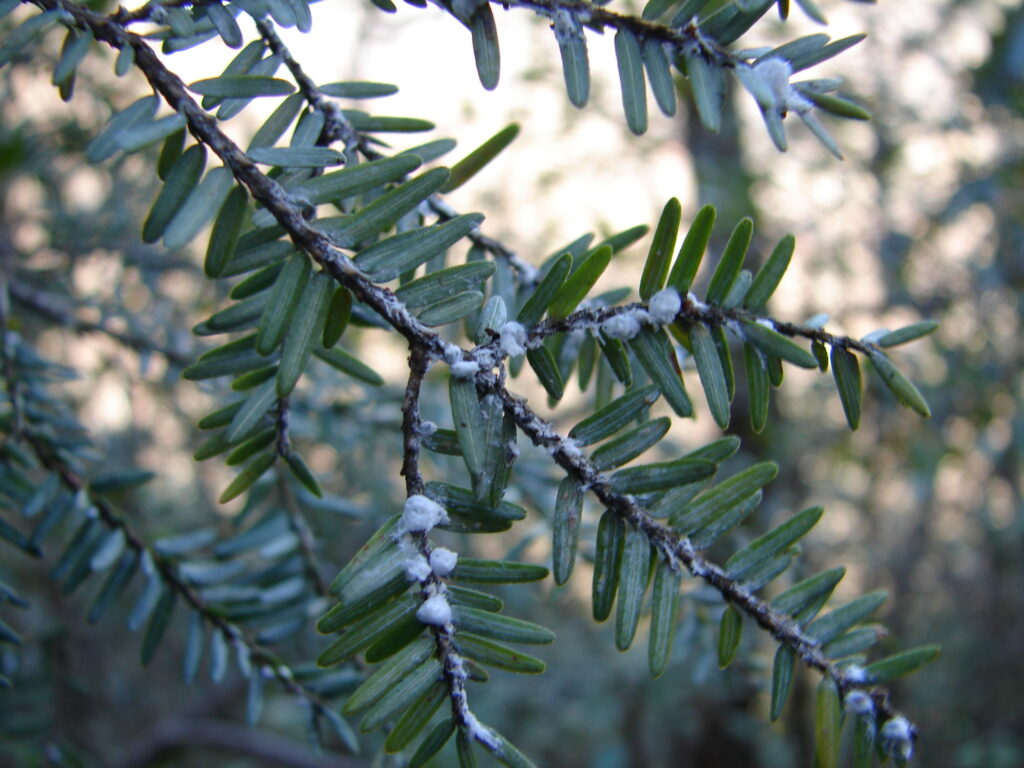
[0,0,950,765]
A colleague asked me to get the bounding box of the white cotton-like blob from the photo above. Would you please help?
[417,420,438,436]
[429,547,458,576]
[416,594,452,626]
[404,554,432,582]
[400,495,449,533]
[686,291,707,311]
[499,322,528,358]
[738,58,812,114]
[844,690,874,715]
[450,360,480,379]
[444,344,463,367]
[844,664,869,683]
[462,710,499,749]
[601,312,642,340]
[880,716,914,761]
[648,288,682,325]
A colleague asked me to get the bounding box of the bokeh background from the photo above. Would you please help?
[1,0,1021,766]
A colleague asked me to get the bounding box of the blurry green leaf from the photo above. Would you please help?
[256,251,312,355]
[591,417,670,470]
[554,15,589,108]
[164,166,235,250]
[323,168,450,248]
[91,469,156,494]
[616,529,651,651]
[397,262,495,309]
[277,271,334,396]
[451,558,547,584]
[610,457,714,494]
[863,645,940,683]
[470,4,500,90]
[450,374,486,486]
[877,320,939,348]
[207,2,243,47]
[706,217,752,305]
[87,549,140,624]
[552,477,584,585]
[830,345,862,429]
[322,287,353,347]
[318,596,418,666]
[640,199,681,301]
[341,111,434,133]
[458,632,546,674]
[410,718,455,768]
[86,95,159,163]
[89,528,126,572]
[320,80,398,98]
[667,204,715,294]
[141,586,176,666]
[52,29,92,90]
[183,610,204,684]
[219,452,276,503]
[527,345,564,401]
[247,92,304,150]
[854,711,876,768]
[189,75,295,97]
[592,511,624,622]
[790,34,866,72]
[726,506,823,581]
[744,234,794,311]
[458,730,478,768]
[866,348,931,417]
[814,677,841,768]
[807,591,888,645]
[801,89,871,120]
[359,657,443,732]
[116,113,188,153]
[643,38,677,117]
[355,214,483,282]
[452,605,554,645]
[615,28,647,135]
[770,645,796,720]
[385,681,448,752]
[690,322,730,428]
[629,327,693,417]
[227,377,276,442]
[549,245,612,319]
[284,452,322,497]
[344,636,434,713]
[0,10,60,69]
[669,461,777,534]
[517,252,572,326]
[648,558,681,677]
[205,185,248,278]
[248,146,346,167]
[292,154,421,206]
[685,53,724,133]
[717,604,742,668]
[569,385,659,446]
[772,567,845,622]
[400,138,459,164]
[739,320,817,368]
[314,345,385,385]
[418,290,484,326]
[143,144,206,243]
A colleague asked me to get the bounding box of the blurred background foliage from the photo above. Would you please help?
[0,0,1021,766]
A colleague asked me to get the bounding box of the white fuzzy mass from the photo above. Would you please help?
[499,322,528,358]
[429,547,459,576]
[648,288,681,325]
[450,360,480,379]
[601,312,642,341]
[400,495,449,533]
[415,594,452,626]
[404,554,432,583]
